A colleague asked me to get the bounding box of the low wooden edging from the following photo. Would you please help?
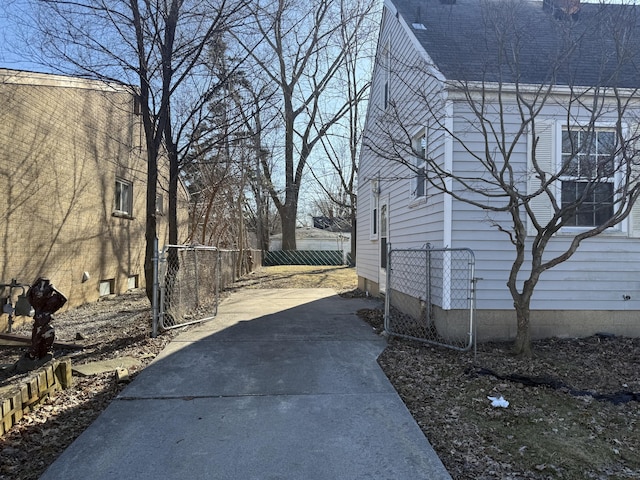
[0,358,72,435]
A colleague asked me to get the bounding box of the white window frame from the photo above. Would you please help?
[114,178,133,217]
[558,125,621,232]
[127,275,139,290]
[370,179,380,240]
[99,279,114,297]
[156,193,164,216]
[410,127,428,205]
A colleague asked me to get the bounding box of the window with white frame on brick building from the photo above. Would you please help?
[114,178,133,216]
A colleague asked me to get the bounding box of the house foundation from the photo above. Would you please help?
[359,275,640,341]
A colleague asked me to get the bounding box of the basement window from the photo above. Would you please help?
[156,194,164,216]
[127,275,138,290]
[99,279,115,297]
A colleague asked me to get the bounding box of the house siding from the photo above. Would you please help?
[357,2,447,293]
[0,70,189,326]
[448,100,524,311]
[358,0,640,339]
[448,100,640,313]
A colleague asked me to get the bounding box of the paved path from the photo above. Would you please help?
[41,289,451,479]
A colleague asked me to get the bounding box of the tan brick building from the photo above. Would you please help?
[0,69,189,328]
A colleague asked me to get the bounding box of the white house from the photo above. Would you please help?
[357,0,640,340]
[270,227,351,253]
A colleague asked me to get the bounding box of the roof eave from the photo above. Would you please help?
[445,79,640,100]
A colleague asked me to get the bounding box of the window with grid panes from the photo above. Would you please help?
[560,129,615,227]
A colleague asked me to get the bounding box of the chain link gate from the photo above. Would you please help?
[155,244,221,332]
[385,246,476,351]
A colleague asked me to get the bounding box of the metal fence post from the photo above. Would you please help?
[214,250,221,317]
[194,247,200,307]
[426,246,431,324]
[384,243,391,333]
[152,236,159,338]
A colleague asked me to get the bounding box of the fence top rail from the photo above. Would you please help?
[390,247,475,256]
[161,245,252,252]
[161,244,219,252]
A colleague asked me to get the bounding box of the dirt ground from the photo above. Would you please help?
[1,265,639,479]
[360,310,640,480]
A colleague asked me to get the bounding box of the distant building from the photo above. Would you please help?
[270,227,350,253]
[312,216,351,233]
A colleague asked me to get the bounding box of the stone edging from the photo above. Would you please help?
[0,357,72,435]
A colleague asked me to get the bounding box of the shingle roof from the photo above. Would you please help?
[312,216,352,232]
[392,0,640,88]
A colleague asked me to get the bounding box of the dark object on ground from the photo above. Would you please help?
[26,278,67,359]
[470,366,640,405]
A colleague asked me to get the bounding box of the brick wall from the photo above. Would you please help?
[0,69,188,328]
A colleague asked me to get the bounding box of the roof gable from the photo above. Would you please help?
[392,0,640,88]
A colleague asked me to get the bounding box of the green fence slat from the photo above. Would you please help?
[263,250,345,266]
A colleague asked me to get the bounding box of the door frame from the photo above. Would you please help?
[379,196,389,293]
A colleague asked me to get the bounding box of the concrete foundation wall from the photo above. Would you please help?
[471,308,640,341]
[358,275,380,297]
[359,275,640,340]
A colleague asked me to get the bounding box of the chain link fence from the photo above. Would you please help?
[153,244,260,334]
[385,247,476,351]
[157,245,220,331]
[263,250,350,266]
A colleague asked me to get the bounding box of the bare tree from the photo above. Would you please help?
[307,0,378,260]
[207,45,281,253]
[182,34,282,266]
[364,0,640,355]
[233,0,374,250]
[30,0,248,300]
[237,85,280,252]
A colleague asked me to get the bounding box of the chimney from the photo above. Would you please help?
[543,0,581,18]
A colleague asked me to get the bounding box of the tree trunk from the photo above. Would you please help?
[168,149,179,246]
[512,296,533,357]
[259,199,270,251]
[350,209,356,265]
[280,203,298,250]
[143,149,159,302]
[144,178,157,301]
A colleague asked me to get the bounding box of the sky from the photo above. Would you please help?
[0,1,46,73]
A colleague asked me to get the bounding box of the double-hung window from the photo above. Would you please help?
[410,129,428,202]
[560,128,615,227]
[114,178,133,216]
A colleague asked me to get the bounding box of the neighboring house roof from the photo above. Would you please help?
[270,227,350,241]
[312,216,352,233]
[392,0,640,88]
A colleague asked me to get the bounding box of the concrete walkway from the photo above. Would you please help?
[41,289,451,480]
